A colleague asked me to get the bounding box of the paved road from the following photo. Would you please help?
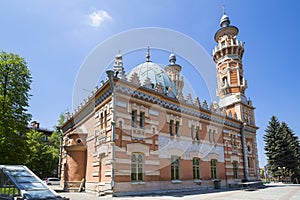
[55,183,300,200]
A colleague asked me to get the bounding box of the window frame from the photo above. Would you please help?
[211,159,217,179]
[169,120,174,136]
[195,127,200,141]
[139,112,145,128]
[131,152,144,182]
[131,110,137,127]
[104,110,107,128]
[100,112,104,129]
[171,156,180,180]
[175,121,179,136]
[191,125,194,139]
[221,41,225,47]
[233,161,238,179]
[247,157,252,169]
[233,135,237,146]
[212,130,217,143]
[192,157,201,180]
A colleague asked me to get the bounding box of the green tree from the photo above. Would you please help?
[264,116,281,173]
[25,130,57,177]
[0,51,32,164]
[279,122,300,182]
[264,116,300,183]
[24,113,65,178]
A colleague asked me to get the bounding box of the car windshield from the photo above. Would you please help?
[1,165,63,199]
[4,166,47,191]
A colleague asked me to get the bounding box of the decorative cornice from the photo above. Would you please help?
[63,81,257,134]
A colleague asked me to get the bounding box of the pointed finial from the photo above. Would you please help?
[115,49,122,58]
[219,5,230,27]
[169,50,176,65]
[146,46,150,62]
[222,5,226,15]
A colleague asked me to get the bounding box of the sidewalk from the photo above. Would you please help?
[56,183,300,200]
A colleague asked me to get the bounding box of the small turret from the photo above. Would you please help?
[165,52,184,100]
[114,51,125,78]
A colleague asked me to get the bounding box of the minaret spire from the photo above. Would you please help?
[222,4,226,15]
[146,46,151,62]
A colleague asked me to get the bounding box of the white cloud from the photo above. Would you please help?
[88,9,112,27]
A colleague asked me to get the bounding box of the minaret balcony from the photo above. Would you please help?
[212,40,244,55]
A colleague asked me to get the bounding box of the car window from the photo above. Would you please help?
[49,178,59,181]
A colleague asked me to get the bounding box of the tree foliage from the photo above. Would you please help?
[0,51,65,178]
[24,113,65,178]
[264,116,281,172]
[264,116,300,183]
[0,51,32,164]
[24,130,60,178]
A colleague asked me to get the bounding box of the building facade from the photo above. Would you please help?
[60,13,259,196]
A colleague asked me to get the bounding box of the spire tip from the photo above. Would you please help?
[222,5,226,15]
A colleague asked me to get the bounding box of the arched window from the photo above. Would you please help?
[131,152,144,181]
[247,145,251,153]
[222,76,227,86]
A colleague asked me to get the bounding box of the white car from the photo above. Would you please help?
[45,177,60,185]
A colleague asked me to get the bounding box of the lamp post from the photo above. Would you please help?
[282,167,286,183]
[278,167,281,182]
[278,166,286,183]
[106,70,116,191]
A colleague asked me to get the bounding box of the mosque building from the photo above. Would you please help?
[60,12,259,196]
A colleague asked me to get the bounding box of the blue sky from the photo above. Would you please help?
[1,0,299,167]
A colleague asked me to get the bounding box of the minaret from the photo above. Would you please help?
[113,51,125,78]
[213,10,255,126]
[165,52,184,100]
